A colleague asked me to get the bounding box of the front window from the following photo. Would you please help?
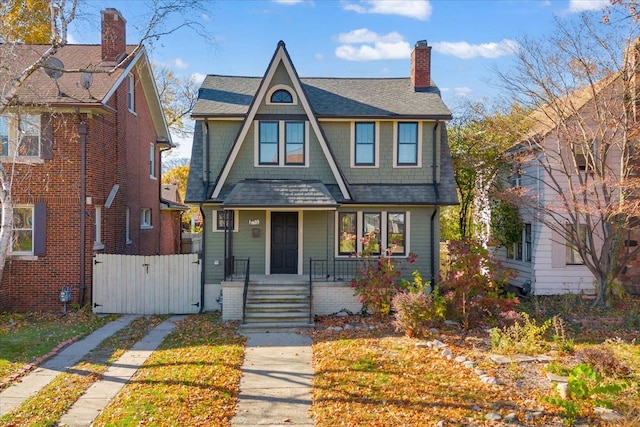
[397,122,418,165]
[566,223,587,265]
[363,213,381,254]
[216,210,235,231]
[259,122,279,165]
[141,208,152,229]
[355,122,375,166]
[338,212,357,255]
[285,122,304,165]
[387,212,406,255]
[13,206,34,254]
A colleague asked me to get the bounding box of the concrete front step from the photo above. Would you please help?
[245,302,310,312]
[239,321,314,333]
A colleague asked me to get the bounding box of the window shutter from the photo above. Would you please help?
[551,227,565,268]
[34,202,47,256]
[40,114,53,160]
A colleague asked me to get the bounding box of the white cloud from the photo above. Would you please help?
[335,29,411,61]
[431,39,519,59]
[174,58,190,69]
[454,87,472,97]
[568,0,608,12]
[191,72,206,84]
[343,0,432,20]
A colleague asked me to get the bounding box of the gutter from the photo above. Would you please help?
[430,121,440,290]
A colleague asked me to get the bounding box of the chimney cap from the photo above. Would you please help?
[101,8,126,23]
[415,40,429,47]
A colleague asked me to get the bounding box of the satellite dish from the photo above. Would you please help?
[80,72,93,90]
[44,57,64,80]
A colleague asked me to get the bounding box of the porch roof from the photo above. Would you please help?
[221,179,339,208]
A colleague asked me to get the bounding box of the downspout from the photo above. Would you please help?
[198,203,206,313]
[78,122,87,306]
[430,121,440,290]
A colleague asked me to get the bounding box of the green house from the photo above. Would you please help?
[186,40,458,328]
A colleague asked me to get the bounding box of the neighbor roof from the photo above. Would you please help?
[192,75,452,119]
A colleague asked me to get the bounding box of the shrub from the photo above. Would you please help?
[391,287,445,337]
[574,347,630,378]
[351,232,417,317]
[439,238,516,336]
[490,312,551,355]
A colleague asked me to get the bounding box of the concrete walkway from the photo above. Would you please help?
[232,332,314,426]
[0,314,138,417]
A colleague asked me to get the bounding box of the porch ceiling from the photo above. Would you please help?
[221,179,339,208]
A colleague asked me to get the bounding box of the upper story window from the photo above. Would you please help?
[396,122,418,166]
[256,120,308,167]
[271,89,293,103]
[0,114,41,157]
[141,208,152,229]
[128,73,135,113]
[266,85,297,105]
[354,122,376,166]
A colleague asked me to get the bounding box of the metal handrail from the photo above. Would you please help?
[241,258,250,324]
[308,258,313,323]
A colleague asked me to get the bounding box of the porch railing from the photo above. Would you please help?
[241,258,250,324]
[225,257,250,281]
[309,258,362,282]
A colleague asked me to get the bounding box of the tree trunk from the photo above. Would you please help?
[0,162,13,285]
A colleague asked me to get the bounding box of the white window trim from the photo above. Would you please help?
[393,121,422,168]
[213,209,239,232]
[93,206,105,250]
[0,114,44,163]
[149,143,156,179]
[254,120,309,167]
[351,121,380,168]
[265,84,298,105]
[335,210,410,257]
[140,208,152,229]
[128,73,136,114]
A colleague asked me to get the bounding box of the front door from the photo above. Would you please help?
[271,212,298,274]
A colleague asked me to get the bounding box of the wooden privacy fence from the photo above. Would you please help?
[92,253,201,315]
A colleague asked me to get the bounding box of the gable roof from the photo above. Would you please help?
[193,76,451,119]
[0,43,171,143]
[209,41,351,200]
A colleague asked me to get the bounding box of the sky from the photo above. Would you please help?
[67,0,615,158]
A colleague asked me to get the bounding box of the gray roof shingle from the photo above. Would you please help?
[221,180,338,208]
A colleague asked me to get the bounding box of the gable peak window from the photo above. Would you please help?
[271,89,293,103]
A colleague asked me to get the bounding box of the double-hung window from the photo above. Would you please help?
[285,122,305,165]
[0,114,41,158]
[149,143,156,178]
[354,122,375,166]
[566,223,587,265]
[397,122,418,166]
[13,206,34,254]
[259,122,279,165]
[387,212,406,255]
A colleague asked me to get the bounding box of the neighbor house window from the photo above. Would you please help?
[12,206,34,254]
[125,207,132,244]
[566,223,587,265]
[397,122,418,166]
[285,122,304,165]
[270,89,293,103]
[128,74,135,112]
[216,210,235,231]
[94,206,104,250]
[387,212,406,255]
[259,122,279,165]
[141,208,152,229]
[354,122,375,166]
[0,116,8,156]
[338,212,357,255]
[363,213,381,254]
[524,223,532,262]
[149,143,156,178]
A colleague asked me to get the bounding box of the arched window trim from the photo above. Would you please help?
[266,84,298,105]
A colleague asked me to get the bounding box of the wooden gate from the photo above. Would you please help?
[92,253,201,314]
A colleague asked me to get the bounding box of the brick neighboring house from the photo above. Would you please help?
[160,182,189,255]
[186,40,458,325]
[0,8,176,311]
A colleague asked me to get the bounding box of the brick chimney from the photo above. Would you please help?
[411,40,431,91]
[101,8,126,64]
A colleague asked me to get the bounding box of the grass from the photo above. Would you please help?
[0,310,112,385]
[92,313,245,427]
